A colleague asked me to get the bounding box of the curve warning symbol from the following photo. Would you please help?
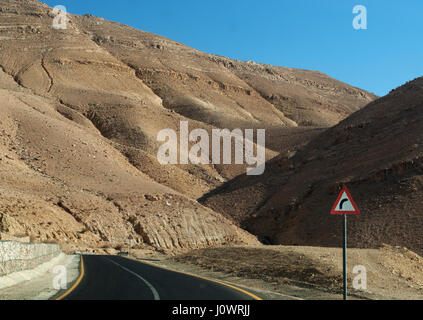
[330,185,360,215]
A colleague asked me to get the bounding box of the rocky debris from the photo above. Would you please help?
[144,194,161,202]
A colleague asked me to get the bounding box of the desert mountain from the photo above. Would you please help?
[202,77,423,255]
[0,0,376,252]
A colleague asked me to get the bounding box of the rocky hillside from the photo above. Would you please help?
[202,77,423,255]
[0,0,376,252]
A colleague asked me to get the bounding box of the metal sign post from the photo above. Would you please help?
[343,214,347,300]
[330,185,360,301]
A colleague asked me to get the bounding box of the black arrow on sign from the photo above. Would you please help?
[339,199,349,210]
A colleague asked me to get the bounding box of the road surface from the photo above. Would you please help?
[59,255,261,300]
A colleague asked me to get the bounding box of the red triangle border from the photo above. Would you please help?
[330,185,360,215]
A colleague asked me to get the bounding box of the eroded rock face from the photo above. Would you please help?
[0,0,375,252]
[0,81,258,251]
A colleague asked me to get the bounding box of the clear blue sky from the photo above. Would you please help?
[42,0,423,96]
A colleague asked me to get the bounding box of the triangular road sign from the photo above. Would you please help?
[330,185,360,215]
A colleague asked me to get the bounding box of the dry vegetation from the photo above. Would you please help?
[173,245,423,299]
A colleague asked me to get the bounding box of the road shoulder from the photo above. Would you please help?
[0,254,80,300]
[128,253,338,300]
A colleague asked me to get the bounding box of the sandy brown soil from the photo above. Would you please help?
[170,245,423,300]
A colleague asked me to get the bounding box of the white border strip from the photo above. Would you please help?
[106,258,160,300]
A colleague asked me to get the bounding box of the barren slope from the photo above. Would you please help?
[202,77,423,255]
[0,68,259,252]
[0,0,377,252]
[76,16,375,129]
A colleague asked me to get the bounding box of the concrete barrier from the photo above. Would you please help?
[0,241,61,277]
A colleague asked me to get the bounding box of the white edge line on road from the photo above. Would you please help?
[106,258,160,300]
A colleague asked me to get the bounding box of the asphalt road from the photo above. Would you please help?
[61,255,260,300]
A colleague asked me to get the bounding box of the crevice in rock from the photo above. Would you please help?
[41,54,53,93]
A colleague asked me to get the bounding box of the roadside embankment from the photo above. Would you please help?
[171,245,423,300]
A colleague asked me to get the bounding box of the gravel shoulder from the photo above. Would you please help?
[131,244,423,300]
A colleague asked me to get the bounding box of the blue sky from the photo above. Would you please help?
[42,0,423,96]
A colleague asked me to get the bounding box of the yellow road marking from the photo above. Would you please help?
[123,256,263,300]
[56,255,85,300]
